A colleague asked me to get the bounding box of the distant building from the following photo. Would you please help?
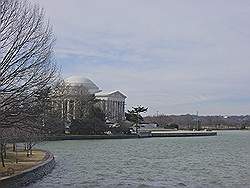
[60,76,127,123]
[96,91,127,123]
[139,123,158,130]
[65,76,101,95]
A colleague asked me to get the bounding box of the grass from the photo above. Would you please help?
[0,147,45,178]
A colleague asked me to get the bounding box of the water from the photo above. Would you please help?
[28,131,250,188]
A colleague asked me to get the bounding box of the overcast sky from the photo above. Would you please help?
[35,0,250,115]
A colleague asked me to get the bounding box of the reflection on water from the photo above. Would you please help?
[28,131,250,188]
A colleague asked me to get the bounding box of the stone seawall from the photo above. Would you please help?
[151,131,217,137]
[46,134,139,141]
[46,131,217,141]
[0,150,55,188]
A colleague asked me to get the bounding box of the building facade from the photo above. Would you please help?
[58,76,127,123]
[96,91,127,123]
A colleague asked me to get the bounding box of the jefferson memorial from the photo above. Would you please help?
[64,76,127,123]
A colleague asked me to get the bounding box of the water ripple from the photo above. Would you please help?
[27,131,250,188]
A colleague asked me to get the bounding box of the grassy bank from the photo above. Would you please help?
[0,149,45,178]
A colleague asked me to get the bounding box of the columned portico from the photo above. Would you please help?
[96,91,127,123]
[55,76,127,125]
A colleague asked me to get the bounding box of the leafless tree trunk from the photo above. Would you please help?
[0,0,59,167]
[0,0,58,130]
[0,144,5,167]
[12,143,16,152]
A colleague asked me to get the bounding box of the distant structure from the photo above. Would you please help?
[65,76,101,95]
[56,76,101,122]
[96,91,126,122]
[62,76,127,123]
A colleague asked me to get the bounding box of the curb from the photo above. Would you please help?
[0,150,55,188]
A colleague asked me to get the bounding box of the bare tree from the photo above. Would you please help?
[0,0,58,167]
[0,0,58,129]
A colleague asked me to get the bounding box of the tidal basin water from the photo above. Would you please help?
[28,131,250,188]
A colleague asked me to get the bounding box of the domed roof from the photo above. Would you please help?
[65,76,101,94]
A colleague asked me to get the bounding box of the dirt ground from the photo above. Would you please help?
[0,147,45,178]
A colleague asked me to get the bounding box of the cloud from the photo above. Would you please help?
[34,0,250,115]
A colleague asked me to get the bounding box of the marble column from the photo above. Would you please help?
[67,99,70,121]
[115,101,117,119]
[73,100,76,119]
[122,102,125,119]
[61,100,64,118]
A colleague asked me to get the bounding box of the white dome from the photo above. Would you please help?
[65,76,101,94]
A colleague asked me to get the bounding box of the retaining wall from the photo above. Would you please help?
[46,134,139,141]
[0,150,55,188]
[151,131,217,137]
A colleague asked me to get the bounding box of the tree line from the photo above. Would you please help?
[144,114,250,130]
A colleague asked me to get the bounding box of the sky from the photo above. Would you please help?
[34,0,250,116]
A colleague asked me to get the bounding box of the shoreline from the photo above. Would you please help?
[46,130,217,141]
[0,150,55,188]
